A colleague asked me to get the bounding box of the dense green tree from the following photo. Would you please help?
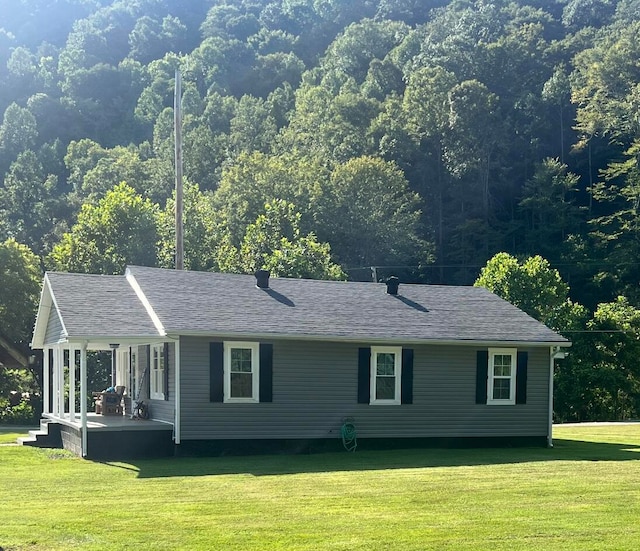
[0,150,59,253]
[0,238,42,345]
[587,140,640,302]
[474,252,578,328]
[217,199,345,280]
[317,155,431,268]
[557,296,640,422]
[65,138,170,201]
[279,78,381,162]
[213,151,328,245]
[190,37,255,96]
[228,95,278,156]
[157,182,221,271]
[443,80,506,264]
[571,20,640,145]
[247,52,306,98]
[0,103,38,169]
[182,123,224,192]
[582,297,640,420]
[47,182,159,274]
[541,65,572,163]
[402,66,457,264]
[518,158,581,260]
[128,15,188,63]
[562,0,616,30]
[6,47,40,103]
[320,18,410,84]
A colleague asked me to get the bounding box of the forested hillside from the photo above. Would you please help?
[2,0,640,421]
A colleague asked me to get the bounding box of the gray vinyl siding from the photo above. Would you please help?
[43,307,65,345]
[136,343,175,424]
[179,337,550,441]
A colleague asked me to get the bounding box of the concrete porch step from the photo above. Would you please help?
[17,419,62,448]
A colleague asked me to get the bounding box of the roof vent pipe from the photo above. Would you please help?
[386,276,399,295]
[255,269,270,289]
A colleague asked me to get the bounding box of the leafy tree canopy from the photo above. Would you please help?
[474,252,576,329]
[47,182,159,274]
[217,199,346,280]
[0,239,41,345]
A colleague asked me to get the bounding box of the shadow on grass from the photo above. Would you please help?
[105,437,640,479]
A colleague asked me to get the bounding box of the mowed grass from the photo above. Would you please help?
[1,424,640,550]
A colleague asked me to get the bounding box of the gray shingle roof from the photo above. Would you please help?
[46,272,159,339]
[126,266,568,346]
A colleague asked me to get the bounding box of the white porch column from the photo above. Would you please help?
[174,338,181,445]
[52,347,59,416]
[43,348,50,415]
[80,343,88,458]
[69,347,76,422]
[548,346,555,448]
[50,347,56,416]
[57,347,65,417]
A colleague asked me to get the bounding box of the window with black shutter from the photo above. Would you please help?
[210,341,273,403]
[358,346,413,405]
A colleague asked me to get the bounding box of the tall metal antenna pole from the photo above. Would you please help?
[174,68,184,270]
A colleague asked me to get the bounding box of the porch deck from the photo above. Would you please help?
[34,413,175,460]
[43,412,173,432]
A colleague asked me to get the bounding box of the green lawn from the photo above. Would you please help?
[1,424,640,550]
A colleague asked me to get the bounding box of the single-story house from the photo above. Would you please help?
[27,266,570,459]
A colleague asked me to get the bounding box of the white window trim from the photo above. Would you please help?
[224,341,260,403]
[150,343,165,400]
[370,346,402,405]
[487,348,517,406]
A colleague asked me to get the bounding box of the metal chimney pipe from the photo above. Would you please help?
[386,276,399,295]
[255,270,270,289]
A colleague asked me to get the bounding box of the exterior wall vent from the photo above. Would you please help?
[255,269,270,289]
[386,276,399,295]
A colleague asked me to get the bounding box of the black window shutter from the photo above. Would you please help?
[401,348,414,404]
[476,350,488,404]
[516,351,528,404]
[163,342,169,401]
[259,343,273,403]
[209,342,224,402]
[145,345,151,399]
[357,347,371,403]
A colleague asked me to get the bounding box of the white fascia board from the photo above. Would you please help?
[160,330,571,348]
[125,267,166,337]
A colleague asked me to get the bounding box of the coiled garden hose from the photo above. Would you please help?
[341,419,357,452]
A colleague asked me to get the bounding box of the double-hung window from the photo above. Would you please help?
[224,342,260,403]
[150,344,165,400]
[487,348,517,405]
[370,346,402,405]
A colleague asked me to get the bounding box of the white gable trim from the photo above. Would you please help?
[125,267,166,336]
[31,274,68,348]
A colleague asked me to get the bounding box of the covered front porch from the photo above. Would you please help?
[38,340,176,459]
[30,271,181,459]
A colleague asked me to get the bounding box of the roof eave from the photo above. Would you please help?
[164,330,571,348]
[35,334,168,351]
